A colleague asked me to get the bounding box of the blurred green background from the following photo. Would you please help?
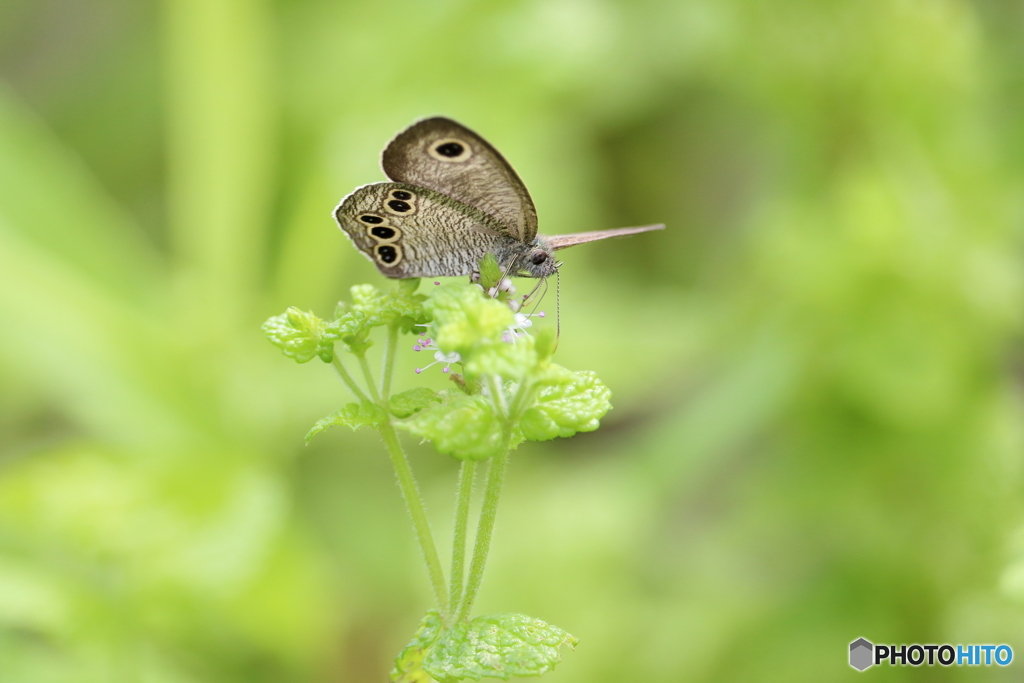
[2,0,1024,681]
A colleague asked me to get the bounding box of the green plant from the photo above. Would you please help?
[264,257,610,681]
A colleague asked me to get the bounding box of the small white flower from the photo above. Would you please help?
[416,350,462,374]
[413,333,461,373]
[505,311,543,343]
[487,277,517,298]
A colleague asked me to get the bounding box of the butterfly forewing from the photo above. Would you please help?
[334,182,514,278]
[381,117,538,243]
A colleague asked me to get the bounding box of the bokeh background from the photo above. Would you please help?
[2,0,1024,681]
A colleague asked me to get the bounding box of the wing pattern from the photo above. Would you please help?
[381,117,538,242]
[334,182,514,278]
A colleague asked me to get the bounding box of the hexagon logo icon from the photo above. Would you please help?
[850,638,873,671]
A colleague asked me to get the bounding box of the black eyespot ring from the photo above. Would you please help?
[391,190,412,200]
[435,142,464,157]
[387,200,411,212]
[377,245,398,263]
[530,250,548,265]
[359,214,384,224]
[371,226,396,239]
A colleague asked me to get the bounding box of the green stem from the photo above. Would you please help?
[331,355,370,403]
[505,379,532,423]
[448,460,477,621]
[457,449,509,622]
[356,352,382,404]
[337,329,446,614]
[379,419,450,616]
[381,322,399,401]
[486,374,507,418]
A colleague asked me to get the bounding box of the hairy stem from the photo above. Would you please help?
[346,329,447,615]
[357,352,382,404]
[457,449,508,622]
[379,419,449,616]
[381,322,400,401]
[331,355,370,403]
[448,459,477,622]
[505,378,532,423]
[486,374,507,418]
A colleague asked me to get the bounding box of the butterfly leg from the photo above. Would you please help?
[468,268,514,300]
[487,278,516,299]
[482,254,522,300]
[522,277,546,305]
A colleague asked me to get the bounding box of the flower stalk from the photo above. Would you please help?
[378,417,450,617]
[457,448,508,622]
[263,268,612,680]
[447,459,477,622]
[331,355,369,403]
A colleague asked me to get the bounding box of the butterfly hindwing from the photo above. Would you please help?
[381,117,538,243]
[334,182,514,278]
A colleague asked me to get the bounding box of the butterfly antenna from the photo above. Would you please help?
[555,268,561,346]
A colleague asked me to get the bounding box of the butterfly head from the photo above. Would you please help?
[518,239,559,278]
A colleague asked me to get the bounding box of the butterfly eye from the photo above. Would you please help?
[371,226,396,239]
[436,142,463,157]
[429,138,473,162]
[359,214,384,224]
[391,190,412,200]
[530,250,548,265]
[377,245,399,264]
[387,199,411,212]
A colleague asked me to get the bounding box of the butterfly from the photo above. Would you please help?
[334,117,663,279]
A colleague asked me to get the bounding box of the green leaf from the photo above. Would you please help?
[305,401,387,442]
[520,370,612,441]
[530,360,576,389]
[477,253,503,291]
[350,283,387,316]
[390,278,427,316]
[427,284,514,354]
[391,611,444,683]
[389,388,440,418]
[330,312,373,354]
[397,392,518,460]
[330,284,385,354]
[532,326,558,363]
[263,307,334,363]
[332,282,430,353]
[461,333,539,380]
[423,613,578,682]
[398,277,422,295]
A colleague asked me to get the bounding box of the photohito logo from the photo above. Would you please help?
[849,638,1012,671]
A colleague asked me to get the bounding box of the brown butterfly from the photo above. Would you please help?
[334,117,663,279]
